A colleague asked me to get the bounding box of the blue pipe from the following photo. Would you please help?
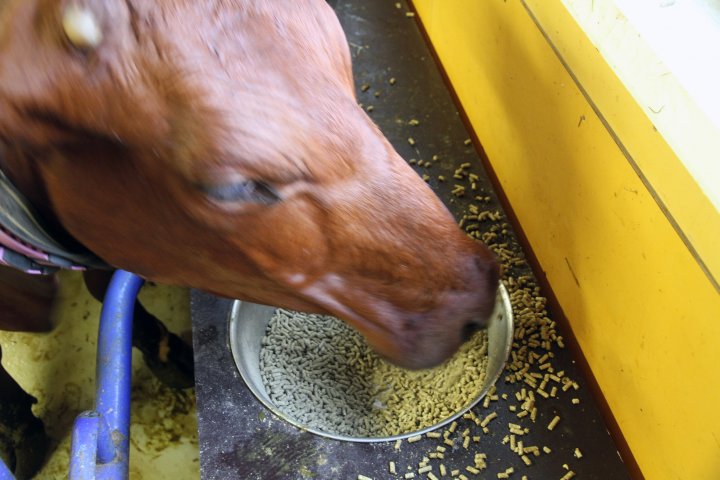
[94,270,143,468]
[69,413,100,480]
[0,457,14,480]
[69,270,144,480]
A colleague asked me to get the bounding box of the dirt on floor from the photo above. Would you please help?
[0,271,200,480]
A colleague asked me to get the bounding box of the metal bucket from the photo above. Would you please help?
[228,283,514,442]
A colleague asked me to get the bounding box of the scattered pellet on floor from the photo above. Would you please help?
[547,415,561,431]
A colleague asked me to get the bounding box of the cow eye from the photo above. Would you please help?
[198,179,280,205]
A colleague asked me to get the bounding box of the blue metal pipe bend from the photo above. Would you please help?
[69,270,144,480]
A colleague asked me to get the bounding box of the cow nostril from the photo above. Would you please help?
[461,321,484,342]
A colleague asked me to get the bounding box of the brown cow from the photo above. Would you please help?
[0,0,499,476]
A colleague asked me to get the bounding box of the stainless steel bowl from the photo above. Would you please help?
[228,283,514,442]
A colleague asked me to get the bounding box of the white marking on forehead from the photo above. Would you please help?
[62,5,102,49]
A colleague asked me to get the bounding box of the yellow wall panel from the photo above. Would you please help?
[412,1,720,478]
[524,0,720,302]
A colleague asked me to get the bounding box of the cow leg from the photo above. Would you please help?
[0,267,53,477]
[83,270,194,389]
[0,346,49,480]
[0,266,58,333]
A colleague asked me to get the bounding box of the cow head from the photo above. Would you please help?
[0,0,499,369]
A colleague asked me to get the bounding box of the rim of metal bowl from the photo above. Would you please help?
[228,283,514,443]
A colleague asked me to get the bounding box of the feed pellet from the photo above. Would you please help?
[260,309,489,437]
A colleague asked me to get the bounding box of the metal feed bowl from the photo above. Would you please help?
[229,283,513,443]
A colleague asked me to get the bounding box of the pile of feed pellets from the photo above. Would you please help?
[260,309,490,437]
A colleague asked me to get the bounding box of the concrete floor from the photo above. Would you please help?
[0,271,199,479]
